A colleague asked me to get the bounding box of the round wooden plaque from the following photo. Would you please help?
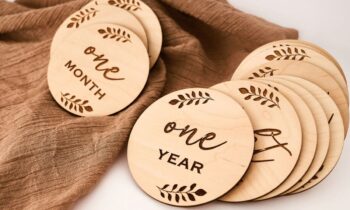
[51,1,148,56]
[232,40,348,98]
[256,79,317,200]
[48,23,149,116]
[127,88,255,206]
[96,0,163,68]
[232,61,348,135]
[267,77,330,195]
[276,76,345,194]
[211,80,302,202]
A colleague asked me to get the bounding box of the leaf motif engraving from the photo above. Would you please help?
[66,7,98,28]
[60,92,93,113]
[248,66,278,79]
[239,85,280,109]
[98,27,132,43]
[265,44,310,61]
[168,91,214,109]
[108,0,142,11]
[157,183,207,203]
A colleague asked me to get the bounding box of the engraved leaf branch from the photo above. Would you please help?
[239,86,280,109]
[60,92,93,113]
[98,27,132,43]
[67,7,98,28]
[248,66,278,79]
[108,0,142,11]
[157,183,206,203]
[265,45,310,61]
[169,91,214,109]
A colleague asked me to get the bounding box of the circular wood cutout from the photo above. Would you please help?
[256,79,317,200]
[276,76,345,194]
[48,23,149,116]
[211,80,302,202]
[127,88,255,206]
[51,1,148,56]
[232,61,348,135]
[96,0,163,68]
[268,77,330,195]
[232,40,348,98]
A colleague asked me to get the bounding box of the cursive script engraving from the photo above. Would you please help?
[164,122,227,151]
[84,46,125,81]
[252,128,291,163]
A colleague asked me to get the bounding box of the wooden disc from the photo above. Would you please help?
[51,1,148,56]
[267,77,330,195]
[127,88,255,206]
[232,40,348,98]
[255,79,317,200]
[276,76,345,194]
[279,39,346,81]
[48,23,149,116]
[211,80,302,202]
[96,0,163,68]
[232,61,348,135]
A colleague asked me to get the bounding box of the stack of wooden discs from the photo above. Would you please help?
[127,40,349,206]
[47,0,162,116]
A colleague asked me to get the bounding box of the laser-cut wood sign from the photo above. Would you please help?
[48,23,149,116]
[211,80,302,202]
[127,88,255,206]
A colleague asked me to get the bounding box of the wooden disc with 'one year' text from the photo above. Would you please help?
[128,88,255,206]
[48,23,149,116]
[211,80,302,202]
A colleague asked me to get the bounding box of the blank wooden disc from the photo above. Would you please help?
[276,76,345,194]
[48,23,149,116]
[267,77,330,195]
[232,61,348,135]
[51,1,148,56]
[127,88,255,206]
[96,0,163,68]
[211,80,302,202]
[232,40,348,99]
[255,79,317,200]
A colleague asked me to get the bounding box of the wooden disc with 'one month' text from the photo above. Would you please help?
[48,23,149,116]
[128,88,255,206]
[211,80,302,202]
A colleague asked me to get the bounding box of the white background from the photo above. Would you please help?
[72,0,350,210]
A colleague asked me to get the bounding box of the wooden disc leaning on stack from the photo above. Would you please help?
[260,77,330,197]
[211,80,302,202]
[127,88,255,206]
[232,40,348,98]
[254,79,317,200]
[92,0,163,68]
[47,23,149,116]
[275,76,345,194]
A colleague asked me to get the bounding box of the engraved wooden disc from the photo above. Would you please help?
[96,0,163,68]
[260,77,330,196]
[255,79,317,200]
[232,61,348,135]
[127,88,255,206]
[48,23,149,116]
[211,80,302,202]
[51,1,148,56]
[232,40,348,99]
[276,76,345,194]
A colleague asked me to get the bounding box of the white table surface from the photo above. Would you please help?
[74,1,350,209]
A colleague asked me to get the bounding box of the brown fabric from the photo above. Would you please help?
[0,0,298,209]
